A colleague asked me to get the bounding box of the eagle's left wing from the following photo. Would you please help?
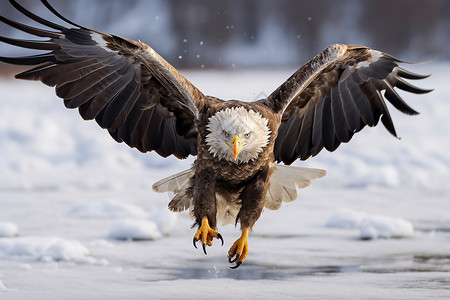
[0,0,206,159]
[261,44,432,164]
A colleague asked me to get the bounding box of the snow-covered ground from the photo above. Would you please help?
[0,63,449,299]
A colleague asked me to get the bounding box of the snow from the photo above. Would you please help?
[359,215,414,240]
[326,209,414,239]
[68,200,148,219]
[0,222,18,238]
[326,208,366,229]
[0,237,105,264]
[108,219,162,240]
[68,201,178,239]
[148,208,178,236]
[0,63,449,299]
[0,280,9,292]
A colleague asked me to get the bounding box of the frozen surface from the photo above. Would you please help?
[0,222,18,238]
[0,63,449,299]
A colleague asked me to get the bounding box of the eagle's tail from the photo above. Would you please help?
[265,164,326,210]
[152,164,326,213]
[152,168,194,212]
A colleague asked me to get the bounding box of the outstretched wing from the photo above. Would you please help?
[0,0,207,159]
[262,44,432,164]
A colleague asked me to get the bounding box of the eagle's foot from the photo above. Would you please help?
[228,227,249,269]
[193,216,223,255]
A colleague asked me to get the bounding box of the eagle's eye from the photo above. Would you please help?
[224,131,230,138]
[244,133,251,138]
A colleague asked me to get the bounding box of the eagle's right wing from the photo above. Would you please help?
[0,0,206,159]
[261,44,432,164]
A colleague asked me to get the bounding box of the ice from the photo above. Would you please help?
[0,222,19,238]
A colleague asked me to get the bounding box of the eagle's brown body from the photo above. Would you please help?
[192,100,281,229]
[0,0,431,268]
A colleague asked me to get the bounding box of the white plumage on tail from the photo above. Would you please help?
[153,165,326,217]
[265,165,326,210]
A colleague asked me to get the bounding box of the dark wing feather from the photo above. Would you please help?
[263,44,432,164]
[0,0,207,159]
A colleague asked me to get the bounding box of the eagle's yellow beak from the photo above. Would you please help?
[229,135,244,161]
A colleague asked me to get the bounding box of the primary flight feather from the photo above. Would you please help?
[0,0,432,268]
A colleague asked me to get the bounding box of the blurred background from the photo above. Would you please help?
[1,0,449,70]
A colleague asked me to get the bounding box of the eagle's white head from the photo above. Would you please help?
[205,107,271,164]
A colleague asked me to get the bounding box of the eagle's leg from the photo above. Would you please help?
[227,166,271,268]
[191,167,223,254]
[227,227,249,269]
[193,216,223,254]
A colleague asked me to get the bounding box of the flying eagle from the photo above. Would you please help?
[0,0,431,268]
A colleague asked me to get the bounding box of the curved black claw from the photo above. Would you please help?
[193,237,198,249]
[217,233,224,246]
[228,253,240,264]
[202,243,207,255]
[230,261,242,269]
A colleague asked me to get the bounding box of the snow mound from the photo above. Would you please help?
[148,208,178,235]
[108,219,162,240]
[68,200,147,219]
[68,201,178,238]
[0,280,6,291]
[326,209,414,240]
[325,209,366,229]
[360,215,414,240]
[0,222,19,237]
[0,237,107,264]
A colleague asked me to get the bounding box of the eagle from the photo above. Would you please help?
[0,0,431,268]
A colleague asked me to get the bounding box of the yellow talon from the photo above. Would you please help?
[228,227,249,268]
[193,217,223,254]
